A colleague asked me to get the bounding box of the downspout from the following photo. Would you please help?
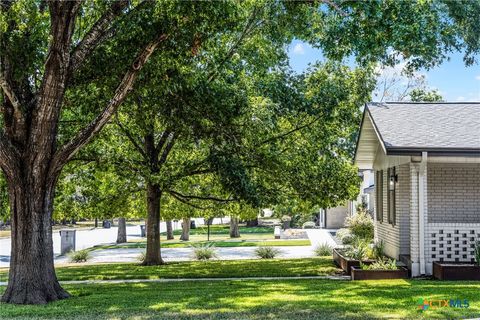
[418,152,427,275]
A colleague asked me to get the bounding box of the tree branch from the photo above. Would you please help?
[319,0,348,17]
[0,70,22,118]
[255,115,322,147]
[70,0,130,73]
[53,33,168,171]
[0,133,20,179]
[169,190,234,203]
[154,130,170,158]
[115,114,148,160]
[158,133,176,166]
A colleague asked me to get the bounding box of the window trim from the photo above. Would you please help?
[375,170,383,223]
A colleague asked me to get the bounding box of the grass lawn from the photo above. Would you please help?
[1,279,480,319]
[0,257,340,282]
[93,239,310,251]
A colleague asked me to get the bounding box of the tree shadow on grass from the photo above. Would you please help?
[1,279,480,319]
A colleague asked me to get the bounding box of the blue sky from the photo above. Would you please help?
[287,40,480,102]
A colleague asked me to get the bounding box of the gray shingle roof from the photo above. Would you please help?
[367,102,480,151]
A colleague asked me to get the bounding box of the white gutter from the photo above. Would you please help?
[418,151,427,275]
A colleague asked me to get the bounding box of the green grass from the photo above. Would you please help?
[2,279,480,319]
[0,258,339,282]
[90,239,310,251]
[163,225,274,236]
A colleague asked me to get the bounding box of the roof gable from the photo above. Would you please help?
[367,102,480,153]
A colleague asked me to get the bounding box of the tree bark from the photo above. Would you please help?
[166,220,174,240]
[142,183,164,265]
[180,217,190,241]
[116,217,127,243]
[1,175,69,304]
[230,216,240,238]
[0,1,165,305]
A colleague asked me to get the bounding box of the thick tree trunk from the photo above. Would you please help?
[1,179,69,304]
[180,217,190,241]
[116,217,127,243]
[142,183,164,265]
[230,216,240,238]
[166,220,174,240]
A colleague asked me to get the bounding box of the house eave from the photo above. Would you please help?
[386,147,480,157]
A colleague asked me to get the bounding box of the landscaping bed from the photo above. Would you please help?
[351,266,409,280]
[332,248,374,275]
[433,261,480,280]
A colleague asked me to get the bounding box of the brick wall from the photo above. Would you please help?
[427,163,480,223]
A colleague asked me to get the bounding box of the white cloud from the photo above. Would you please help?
[475,75,480,80]
[456,96,466,101]
[293,43,305,55]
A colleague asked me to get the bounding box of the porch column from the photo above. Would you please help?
[410,152,428,277]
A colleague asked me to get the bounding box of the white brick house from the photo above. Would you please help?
[354,102,480,277]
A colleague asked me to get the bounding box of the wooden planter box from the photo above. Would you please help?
[351,266,409,280]
[332,248,374,275]
[433,261,480,280]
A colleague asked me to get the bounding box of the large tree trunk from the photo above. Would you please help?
[116,217,127,243]
[142,183,164,265]
[1,177,69,304]
[230,216,240,238]
[180,217,190,241]
[166,220,174,240]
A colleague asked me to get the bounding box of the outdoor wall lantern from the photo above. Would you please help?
[388,168,397,191]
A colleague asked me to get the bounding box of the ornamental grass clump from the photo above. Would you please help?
[314,243,333,257]
[255,246,280,259]
[68,249,90,263]
[343,239,370,261]
[191,243,217,261]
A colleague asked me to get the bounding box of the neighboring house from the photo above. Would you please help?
[319,170,374,229]
[318,205,349,229]
[355,102,480,277]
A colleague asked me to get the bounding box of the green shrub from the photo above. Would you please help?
[343,239,369,261]
[370,240,385,260]
[336,228,355,245]
[302,221,316,229]
[137,251,146,263]
[191,243,217,261]
[475,241,480,265]
[255,246,280,259]
[345,211,374,241]
[313,243,332,256]
[361,258,397,270]
[68,249,90,263]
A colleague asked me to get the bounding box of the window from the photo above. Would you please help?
[375,170,383,222]
[387,167,396,225]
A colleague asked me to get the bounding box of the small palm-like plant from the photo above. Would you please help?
[191,243,217,261]
[68,249,90,263]
[313,243,333,257]
[255,246,280,259]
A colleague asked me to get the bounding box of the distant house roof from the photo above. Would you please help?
[354,102,480,169]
